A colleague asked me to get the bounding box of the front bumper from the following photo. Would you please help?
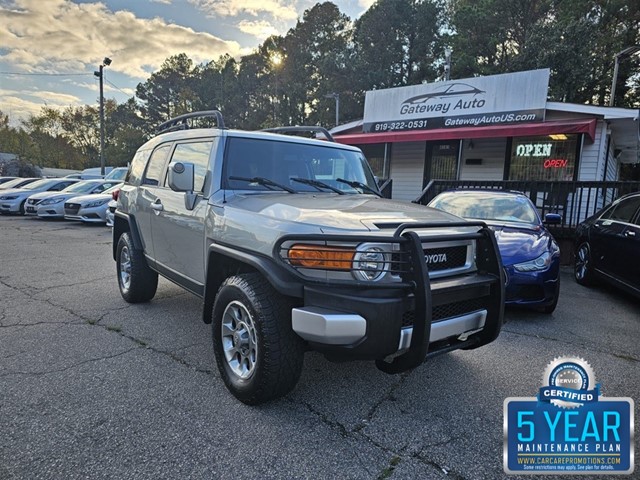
[0,199,22,214]
[504,260,560,308]
[36,202,65,218]
[292,272,500,361]
[65,204,109,223]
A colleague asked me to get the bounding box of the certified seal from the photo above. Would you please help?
[540,356,598,408]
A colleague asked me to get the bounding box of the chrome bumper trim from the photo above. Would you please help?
[291,307,366,345]
[398,309,487,350]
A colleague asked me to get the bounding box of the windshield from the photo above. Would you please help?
[430,192,540,225]
[104,183,123,194]
[0,178,36,189]
[224,137,378,194]
[21,179,58,190]
[62,181,100,193]
[105,168,127,181]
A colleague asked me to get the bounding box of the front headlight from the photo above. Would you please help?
[0,195,18,200]
[352,245,390,281]
[85,199,109,208]
[41,197,64,205]
[284,242,393,282]
[513,252,553,272]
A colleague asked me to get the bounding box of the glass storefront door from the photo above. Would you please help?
[423,140,460,187]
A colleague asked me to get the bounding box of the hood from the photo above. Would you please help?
[35,191,89,202]
[69,193,111,205]
[488,222,550,264]
[226,193,463,232]
[28,191,63,201]
[0,188,31,197]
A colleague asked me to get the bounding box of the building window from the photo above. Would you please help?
[508,134,578,181]
[359,143,388,179]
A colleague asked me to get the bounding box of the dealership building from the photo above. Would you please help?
[331,69,640,205]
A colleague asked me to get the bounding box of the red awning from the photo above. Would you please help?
[334,119,597,145]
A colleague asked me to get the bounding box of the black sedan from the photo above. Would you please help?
[574,191,640,298]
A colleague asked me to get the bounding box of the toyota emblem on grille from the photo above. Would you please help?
[425,253,447,264]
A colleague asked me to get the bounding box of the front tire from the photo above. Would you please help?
[574,242,595,286]
[212,273,304,405]
[116,232,158,303]
[541,276,560,314]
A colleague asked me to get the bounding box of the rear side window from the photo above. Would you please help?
[127,150,151,185]
[602,197,640,223]
[143,145,172,186]
[168,141,213,192]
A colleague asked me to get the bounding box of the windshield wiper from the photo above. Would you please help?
[229,176,297,194]
[336,178,382,197]
[290,177,345,194]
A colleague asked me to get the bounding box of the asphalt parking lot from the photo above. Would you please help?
[1,215,638,480]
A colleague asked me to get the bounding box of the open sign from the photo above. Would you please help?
[544,159,568,168]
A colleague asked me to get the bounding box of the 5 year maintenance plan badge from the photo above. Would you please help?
[504,357,634,474]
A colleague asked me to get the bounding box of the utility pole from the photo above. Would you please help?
[325,93,340,127]
[610,46,640,106]
[94,57,111,175]
[444,48,452,81]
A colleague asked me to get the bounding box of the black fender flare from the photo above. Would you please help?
[202,243,303,324]
[112,211,144,260]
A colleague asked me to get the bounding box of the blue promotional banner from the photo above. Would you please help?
[504,357,634,475]
[504,398,633,474]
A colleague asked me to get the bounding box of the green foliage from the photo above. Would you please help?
[4,0,638,170]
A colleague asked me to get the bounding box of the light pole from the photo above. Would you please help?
[610,46,639,106]
[325,93,339,127]
[94,57,111,175]
[444,47,452,81]
[271,52,282,124]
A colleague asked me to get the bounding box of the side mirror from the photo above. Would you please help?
[168,161,197,210]
[544,213,562,225]
[168,161,194,192]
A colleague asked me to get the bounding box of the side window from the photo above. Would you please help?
[168,141,213,192]
[49,182,67,191]
[127,150,150,184]
[143,145,172,186]
[607,197,640,223]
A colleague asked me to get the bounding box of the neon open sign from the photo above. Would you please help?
[544,159,568,168]
[516,143,552,157]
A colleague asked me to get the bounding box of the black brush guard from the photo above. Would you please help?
[274,221,505,374]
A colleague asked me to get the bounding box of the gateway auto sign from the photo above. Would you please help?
[362,69,549,133]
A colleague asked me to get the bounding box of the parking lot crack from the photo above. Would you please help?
[502,329,639,363]
[410,451,467,479]
[0,347,138,377]
[353,370,411,433]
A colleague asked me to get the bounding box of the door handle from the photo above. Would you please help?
[151,200,163,212]
[624,230,636,237]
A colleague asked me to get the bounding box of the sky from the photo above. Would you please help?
[0,0,374,126]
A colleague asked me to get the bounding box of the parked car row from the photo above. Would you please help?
[0,175,122,225]
[2,175,638,302]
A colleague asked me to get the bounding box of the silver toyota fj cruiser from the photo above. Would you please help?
[113,111,504,404]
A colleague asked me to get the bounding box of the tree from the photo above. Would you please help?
[136,53,200,127]
[447,0,640,106]
[353,0,444,90]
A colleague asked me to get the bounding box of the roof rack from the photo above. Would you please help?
[156,110,225,135]
[260,126,335,142]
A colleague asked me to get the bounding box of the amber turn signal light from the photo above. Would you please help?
[288,244,355,270]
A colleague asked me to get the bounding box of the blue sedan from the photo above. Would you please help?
[429,190,561,313]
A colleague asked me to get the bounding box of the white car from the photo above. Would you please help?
[29,179,121,219]
[105,199,117,227]
[1,178,78,215]
[64,183,122,224]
